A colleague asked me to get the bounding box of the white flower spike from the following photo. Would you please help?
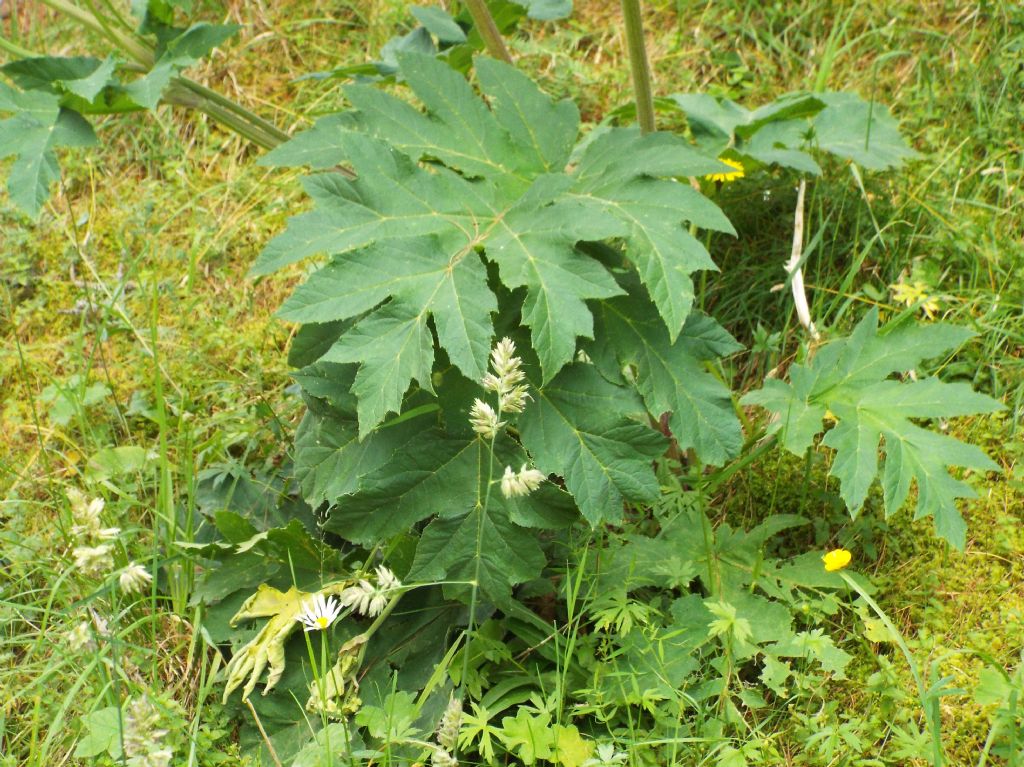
[469,399,504,438]
[339,566,402,618]
[67,621,95,652]
[72,543,114,576]
[375,565,401,592]
[481,337,530,413]
[296,594,342,632]
[500,465,545,498]
[119,562,153,594]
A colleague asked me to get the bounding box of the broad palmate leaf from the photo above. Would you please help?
[741,309,1003,547]
[671,90,919,173]
[0,23,237,216]
[592,285,743,466]
[518,364,667,525]
[256,53,729,433]
[323,430,554,601]
[0,83,97,217]
[292,396,432,509]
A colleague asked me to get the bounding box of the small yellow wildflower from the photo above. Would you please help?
[890,280,940,320]
[705,158,745,183]
[822,548,852,572]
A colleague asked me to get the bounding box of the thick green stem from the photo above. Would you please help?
[621,0,655,134]
[37,0,154,67]
[462,0,513,64]
[162,82,282,150]
[33,1,290,151]
[0,36,39,59]
[174,77,290,146]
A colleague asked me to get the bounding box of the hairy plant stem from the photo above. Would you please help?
[0,36,38,59]
[462,0,513,64]
[162,81,286,150]
[173,77,290,146]
[621,0,655,134]
[38,0,154,67]
[35,0,290,150]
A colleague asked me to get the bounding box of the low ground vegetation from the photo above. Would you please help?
[1,2,1022,766]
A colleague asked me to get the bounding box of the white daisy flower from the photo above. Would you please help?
[119,562,153,594]
[296,594,342,632]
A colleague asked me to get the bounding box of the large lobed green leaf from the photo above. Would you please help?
[320,429,561,601]
[592,286,743,466]
[0,84,97,217]
[518,364,667,525]
[0,21,237,216]
[256,53,728,436]
[671,90,919,173]
[742,309,1004,547]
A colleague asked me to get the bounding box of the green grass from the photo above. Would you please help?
[2,1,1022,765]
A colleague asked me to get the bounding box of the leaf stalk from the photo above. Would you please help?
[0,36,38,59]
[621,0,655,134]
[37,0,155,67]
[461,0,514,64]
[33,0,289,151]
[171,78,290,147]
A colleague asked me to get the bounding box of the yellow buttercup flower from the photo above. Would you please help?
[890,280,940,320]
[705,158,745,183]
[822,548,852,572]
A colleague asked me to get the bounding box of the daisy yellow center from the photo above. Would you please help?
[316,616,329,629]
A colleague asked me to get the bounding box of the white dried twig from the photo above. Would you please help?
[783,179,820,340]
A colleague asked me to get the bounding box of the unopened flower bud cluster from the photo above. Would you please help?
[431,697,463,767]
[123,695,175,767]
[67,489,119,577]
[66,489,152,594]
[339,565,402,618]
[468,339,547,499]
